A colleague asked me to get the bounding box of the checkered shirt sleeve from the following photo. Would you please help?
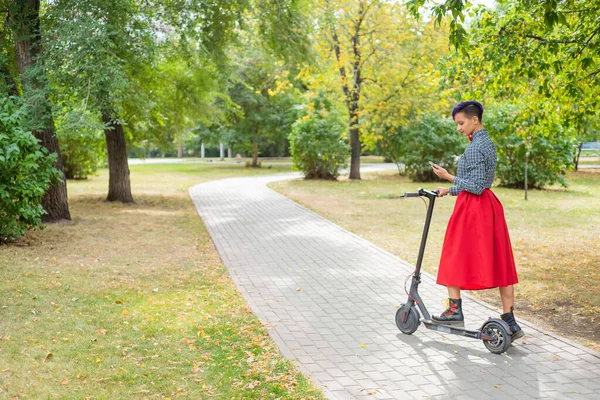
[449,130,496,196]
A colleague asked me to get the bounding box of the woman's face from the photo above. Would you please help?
[453,112,479,137]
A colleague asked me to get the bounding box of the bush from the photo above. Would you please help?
[289,114,349,180]
[0,96,59,242]
[379,113,466,182]
[56,108,106,180]
[486,105,575,189]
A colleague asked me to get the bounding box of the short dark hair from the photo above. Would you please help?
[452,101,484,122]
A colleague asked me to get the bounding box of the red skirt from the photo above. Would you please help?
[437,189,518,290]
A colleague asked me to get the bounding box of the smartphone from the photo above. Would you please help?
[429,161,436,167]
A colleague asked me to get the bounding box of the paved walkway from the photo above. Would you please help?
[189,167,600,400]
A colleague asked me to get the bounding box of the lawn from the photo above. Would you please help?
[0,163,323,399]
[271,169,600,350]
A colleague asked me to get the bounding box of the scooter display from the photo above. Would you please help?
[395,188,512,354]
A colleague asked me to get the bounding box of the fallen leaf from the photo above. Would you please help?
[60,378,69,385]
[494,384,502,389]
[44,353,54,363]
[360,343,367,348]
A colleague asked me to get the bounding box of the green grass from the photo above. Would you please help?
[271,170,600,350]
[0,163,323,399]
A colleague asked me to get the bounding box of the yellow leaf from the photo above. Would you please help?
[360,343,367,348]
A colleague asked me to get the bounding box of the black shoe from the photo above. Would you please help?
[500,307,524,342]
[432,298,464,325]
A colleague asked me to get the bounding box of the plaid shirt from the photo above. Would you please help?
[449,129,496,196]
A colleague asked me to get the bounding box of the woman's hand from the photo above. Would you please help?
[435,187,450,197]
[430,162,455,182]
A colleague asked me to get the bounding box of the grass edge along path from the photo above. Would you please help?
[0,163,324,399]
[270,169,600,351]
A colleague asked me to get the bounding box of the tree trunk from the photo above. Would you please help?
[347,2,365,180]
[252,140,259,167]
[574,142,583,171]
[102,113,134,203]
[329,1,366,180]
[178,142,183,158]
[9,0,71,222]
[348,100,361,180]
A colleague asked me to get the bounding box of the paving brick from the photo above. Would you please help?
[189,168,600,400]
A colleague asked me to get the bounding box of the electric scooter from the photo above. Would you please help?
[395,188,512,354]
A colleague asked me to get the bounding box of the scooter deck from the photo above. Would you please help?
[422,319,481,339]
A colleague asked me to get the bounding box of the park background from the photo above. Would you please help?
[1,0,599,398]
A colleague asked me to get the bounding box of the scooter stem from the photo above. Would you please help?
[414,189,437,276]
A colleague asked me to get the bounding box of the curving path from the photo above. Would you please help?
[189,166,600,400]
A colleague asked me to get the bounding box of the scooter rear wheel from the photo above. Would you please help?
[395,304,420,335]
[481,320,511,354]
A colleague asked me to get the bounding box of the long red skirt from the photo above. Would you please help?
[437,189,518,290]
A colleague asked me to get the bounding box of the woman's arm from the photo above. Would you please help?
[451,155,487,195]
[431,150,488,196]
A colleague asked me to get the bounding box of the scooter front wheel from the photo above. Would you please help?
[395,304,420,335]
[481,320,511,354]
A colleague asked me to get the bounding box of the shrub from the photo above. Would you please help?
[289,114,349,180]
[0,96,59,242]
[486,105,575,189]
[56,108,106,180]
[379,113,466,182]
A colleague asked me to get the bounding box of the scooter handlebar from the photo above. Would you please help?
[399,188,439,198]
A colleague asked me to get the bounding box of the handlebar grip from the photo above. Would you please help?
[402,192,421,198]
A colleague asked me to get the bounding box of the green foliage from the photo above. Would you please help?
[289,102,349,180]
[0,96,59,242]
[485,105,575,189]
[56,107,106,180]
[224,32,302,162]
[380,113,465,182]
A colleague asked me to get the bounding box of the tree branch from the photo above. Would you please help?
[525,34,579,44]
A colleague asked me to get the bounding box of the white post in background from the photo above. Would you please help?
[201,142,205,159]
[220,143,224,160]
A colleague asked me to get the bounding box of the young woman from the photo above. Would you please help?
[429,101,523,340]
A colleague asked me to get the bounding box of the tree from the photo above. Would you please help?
[5,0,71,221]
[407,0,600,100]
[319,0,373,179]
[44,0,162,203]
[224,24,302,167]
[433,2,595,192]
[303,1,450,179]
[129,39,222,159]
